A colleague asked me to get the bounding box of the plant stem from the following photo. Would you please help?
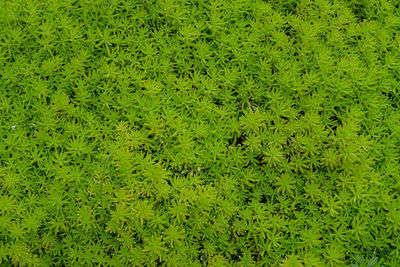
[99,151,114,210]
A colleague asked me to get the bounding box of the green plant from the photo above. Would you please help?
[351,255,381,267]
[1,0,400,265]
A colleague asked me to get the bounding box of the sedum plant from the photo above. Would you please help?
[1,0,400,266]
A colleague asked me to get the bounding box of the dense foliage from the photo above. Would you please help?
[1,0,400,266]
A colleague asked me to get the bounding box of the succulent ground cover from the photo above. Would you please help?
[1,0,400,266]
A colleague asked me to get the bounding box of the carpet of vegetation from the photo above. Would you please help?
[1,0,400,266]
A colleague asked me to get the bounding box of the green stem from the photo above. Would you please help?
[99,151,114,210]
